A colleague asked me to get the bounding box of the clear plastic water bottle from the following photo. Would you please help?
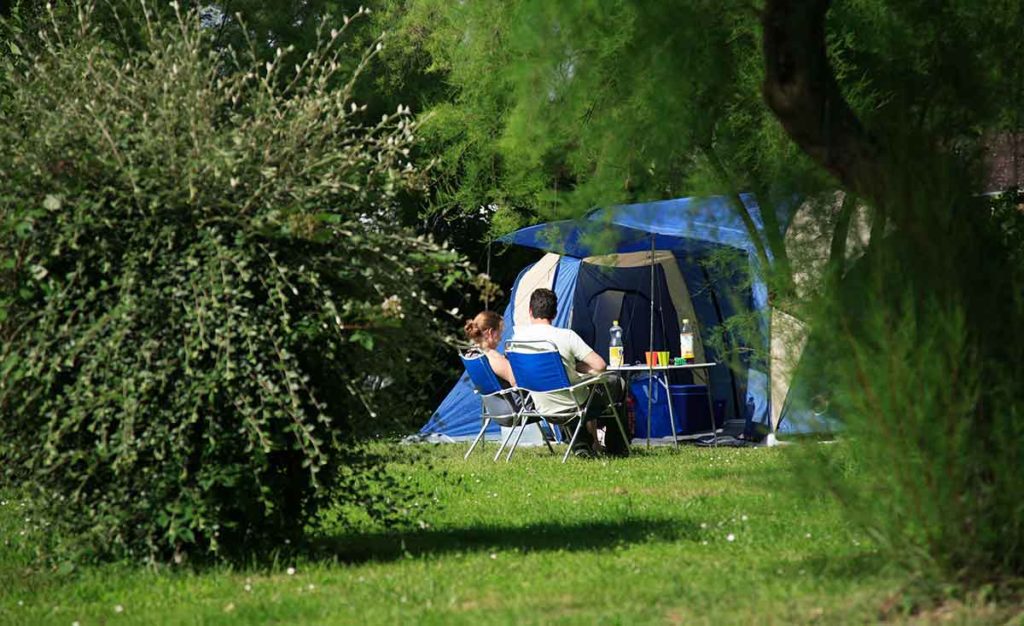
[680,318,695,363]
[609,320,624,367]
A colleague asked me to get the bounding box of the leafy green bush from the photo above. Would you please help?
[795,191,1024,588]
[0,3,471,562]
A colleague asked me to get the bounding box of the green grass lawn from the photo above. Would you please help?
[0,443,1016,625]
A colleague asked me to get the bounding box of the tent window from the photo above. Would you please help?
[589,289,629,358]
[584,288,673,365]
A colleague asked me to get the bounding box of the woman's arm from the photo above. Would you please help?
[487,351,516,386]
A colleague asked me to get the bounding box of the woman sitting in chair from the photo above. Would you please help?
[465,311,516,387]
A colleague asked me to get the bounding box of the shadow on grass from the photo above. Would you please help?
[314,517,700,564]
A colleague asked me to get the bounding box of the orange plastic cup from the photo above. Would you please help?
[645,351,657,366]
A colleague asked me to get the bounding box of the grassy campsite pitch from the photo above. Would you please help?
[0,444,1014,625]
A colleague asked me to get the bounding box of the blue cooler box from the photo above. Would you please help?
[629,376,713,438]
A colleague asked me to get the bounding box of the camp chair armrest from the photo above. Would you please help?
[563,374,617,393]
[481,385,520,395]
[480,387,521,401]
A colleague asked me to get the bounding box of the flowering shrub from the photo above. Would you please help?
[0,3,470,561]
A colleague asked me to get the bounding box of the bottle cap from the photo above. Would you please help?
[613,320,619,325]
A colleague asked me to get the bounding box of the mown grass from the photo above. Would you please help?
[0,443,1018,625]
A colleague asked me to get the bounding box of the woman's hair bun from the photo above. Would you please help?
[464,311,501,343]
[464,318,483,340]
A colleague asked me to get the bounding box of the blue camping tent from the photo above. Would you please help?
[420,194,794,440]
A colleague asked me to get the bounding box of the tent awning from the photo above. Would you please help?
[497,194,776,257]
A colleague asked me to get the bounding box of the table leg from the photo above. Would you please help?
[660,372,680,447]
[703,378,718,447]
[646,374,652,450]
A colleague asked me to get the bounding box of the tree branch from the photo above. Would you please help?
[704,146,796,301]
[825,191,854,284]
[761,0,888,208]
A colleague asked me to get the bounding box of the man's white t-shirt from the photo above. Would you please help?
[509,324,596,414]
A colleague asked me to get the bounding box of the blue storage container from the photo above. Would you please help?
[629,376,713,438]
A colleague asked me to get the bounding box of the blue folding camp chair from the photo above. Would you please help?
[505,340,630,463]
[460,350,555,461]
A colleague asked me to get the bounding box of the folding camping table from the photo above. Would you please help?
[607,362,718,448]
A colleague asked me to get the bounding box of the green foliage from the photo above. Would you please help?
[828,0,1024,146]
[793,189,1024,584]
[397,0,826,237]
[398,0,1023,280]
[403,0,1024,592]
[992,189,1024,268]
[0,2,472,562]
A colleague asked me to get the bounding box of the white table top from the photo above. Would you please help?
[608,362,717,372]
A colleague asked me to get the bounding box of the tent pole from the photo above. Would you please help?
[647,235,654,449]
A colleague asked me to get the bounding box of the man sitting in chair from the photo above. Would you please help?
[510,288,628,457]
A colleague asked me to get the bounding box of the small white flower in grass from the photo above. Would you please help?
[805,533,812,539]
[73,621,80,626]
[726,533,735,542]
[17,601,23,606]
[307,584,315,591]
[244,583,252,592]
[701,540,708,545]
[489,553,497,560]
[287,567,296,576]
[741,515,748,521]
[700,522,707,529]
[114,604,124,613]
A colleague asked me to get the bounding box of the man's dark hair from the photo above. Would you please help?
[529,288,557,320]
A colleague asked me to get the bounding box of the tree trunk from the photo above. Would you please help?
[761,0,889,209]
